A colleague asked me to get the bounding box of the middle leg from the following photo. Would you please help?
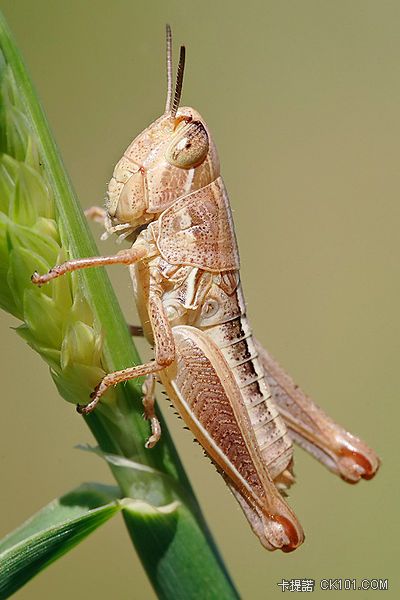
[142,374,161,448]
[78,359,162,415]
[79,284,175,415]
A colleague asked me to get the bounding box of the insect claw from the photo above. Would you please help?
[31,271,42,287]
[77,397,99,415]
[145,436,157,449]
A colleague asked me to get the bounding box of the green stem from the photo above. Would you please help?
[0,11,239,599]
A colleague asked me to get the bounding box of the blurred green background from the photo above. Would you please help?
[0,1,398,598]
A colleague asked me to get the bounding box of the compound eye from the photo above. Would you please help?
[166,121,209,169]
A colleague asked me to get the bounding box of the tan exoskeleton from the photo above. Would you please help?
[32,26,379,552]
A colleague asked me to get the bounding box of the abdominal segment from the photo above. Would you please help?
[190,275,294,485]
[204,314,294,484]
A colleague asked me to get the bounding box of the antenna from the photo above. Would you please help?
[171,45,186,117]
[164,24,173,114]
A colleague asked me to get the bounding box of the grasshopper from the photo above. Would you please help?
[32,26,379,552]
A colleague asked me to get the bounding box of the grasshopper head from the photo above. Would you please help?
[105,31,220,238]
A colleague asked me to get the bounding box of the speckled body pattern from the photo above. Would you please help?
[108,106,303,550]
[32,37,379,552]
[118,111,292,484]
[100,100,378,551]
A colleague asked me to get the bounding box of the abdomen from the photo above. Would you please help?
[196,282,294,484]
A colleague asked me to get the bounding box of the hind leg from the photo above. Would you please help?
[254,339,380,483]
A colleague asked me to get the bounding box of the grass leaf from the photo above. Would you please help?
[0,483,121,599]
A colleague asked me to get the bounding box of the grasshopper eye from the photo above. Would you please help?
[166,121,209,169]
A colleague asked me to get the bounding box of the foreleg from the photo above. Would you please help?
[31,245,148,285]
